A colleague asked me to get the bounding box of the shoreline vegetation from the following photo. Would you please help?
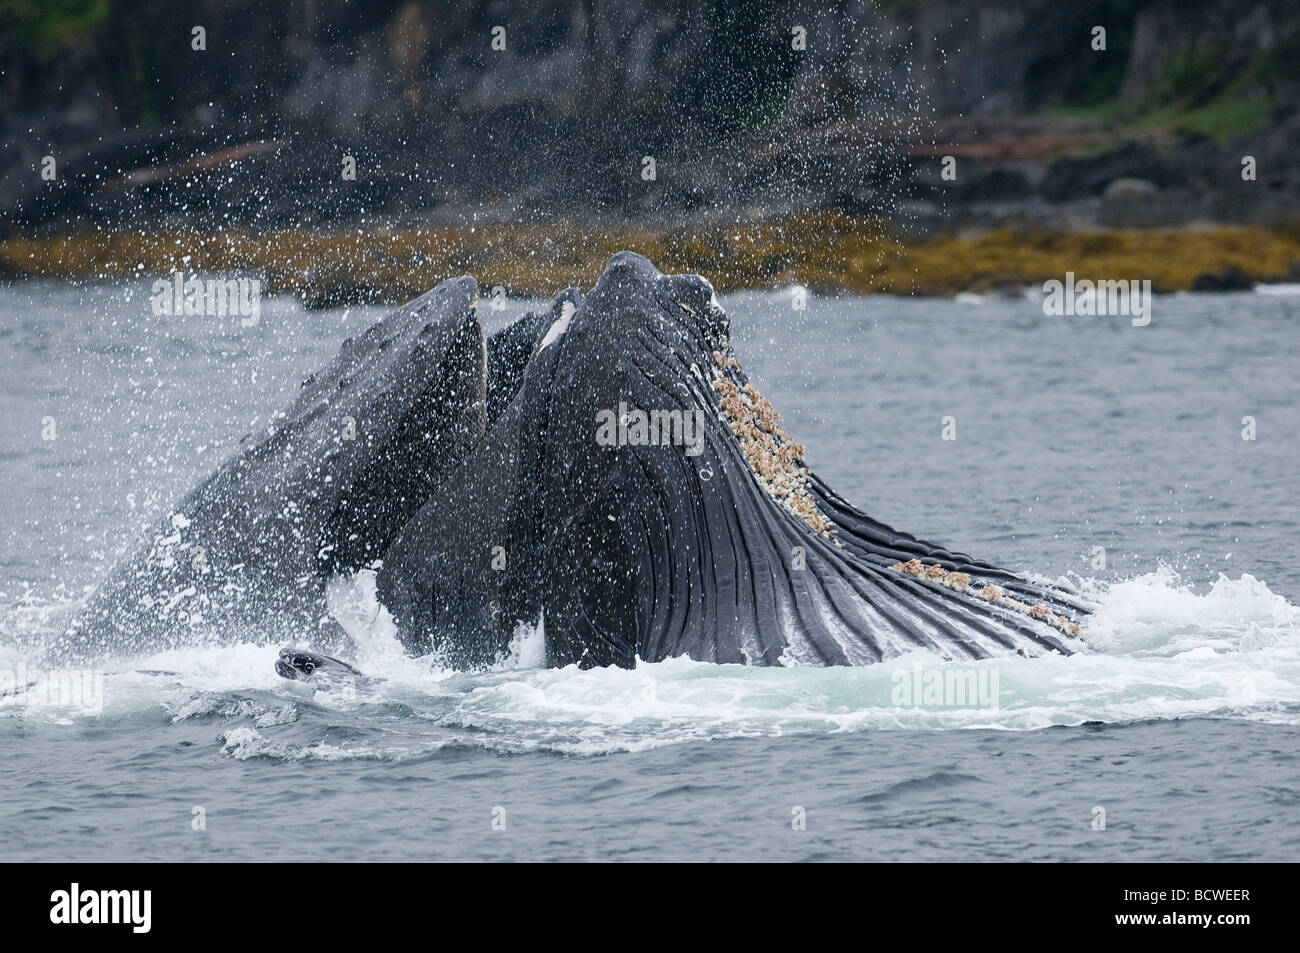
[3,215,1299,306]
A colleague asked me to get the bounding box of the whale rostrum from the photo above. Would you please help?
[58,253,1088,669]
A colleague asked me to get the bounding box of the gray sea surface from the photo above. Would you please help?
[2,279,1298,861]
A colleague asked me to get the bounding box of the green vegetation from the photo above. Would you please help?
[1143,96,1274,145]
[0,0,109,60]
[1039,61,1274,151]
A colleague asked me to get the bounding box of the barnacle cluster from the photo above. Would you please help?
[887,558,1084,638]
[706,350,1083,640]
[710,350,835,538]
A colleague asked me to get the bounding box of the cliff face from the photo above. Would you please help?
[3,0,1299,233]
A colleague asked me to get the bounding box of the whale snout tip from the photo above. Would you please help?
[602,250,658,279]
[275,646,360,682]
[275,647,319,680]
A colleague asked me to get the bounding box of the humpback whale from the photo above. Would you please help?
[378,252,1086,669]
[53,277,489,661]
[57,253,1088,669]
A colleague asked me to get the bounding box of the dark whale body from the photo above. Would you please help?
[378,252,1087,668]
[59,253,1087,668]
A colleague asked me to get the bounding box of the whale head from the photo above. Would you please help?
[378,252,1088,668]
[274,647,362,684]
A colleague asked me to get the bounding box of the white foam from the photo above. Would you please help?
[497,613,547,670]
[3,569,1299,755]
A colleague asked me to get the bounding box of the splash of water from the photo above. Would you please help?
[2,568,1298,757]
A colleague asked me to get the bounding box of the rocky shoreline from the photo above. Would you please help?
[4,215,1297,305]
[5,0,1300,294]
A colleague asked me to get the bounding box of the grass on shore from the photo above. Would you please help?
[2,213,1298,305]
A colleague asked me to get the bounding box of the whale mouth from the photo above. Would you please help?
[377,252,1090,669]
[60,252,1088,671]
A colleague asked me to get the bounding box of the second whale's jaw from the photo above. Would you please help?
[55,276,488,662]
[375,287,583,664]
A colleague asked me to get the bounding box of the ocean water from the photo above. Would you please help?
[1,279,1298,862]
